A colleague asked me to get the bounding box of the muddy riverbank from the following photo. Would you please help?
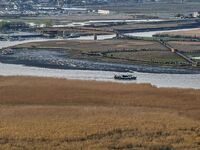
[0,48,199,74]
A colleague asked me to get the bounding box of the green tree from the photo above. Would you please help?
[44,20,53,27]
[0,21,10,30]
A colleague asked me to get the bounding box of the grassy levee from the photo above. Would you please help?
[12,39,191,67]
[0,77,200,149]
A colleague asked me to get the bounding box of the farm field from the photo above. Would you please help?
[159,29,200,39]
[105,50,186,65]
[0,77,200,149]
[20,13,134,22]
[15,39,167,52]
[100,2,200,15]
[167,41,200,52]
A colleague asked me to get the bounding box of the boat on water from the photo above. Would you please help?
[114,73,137,80]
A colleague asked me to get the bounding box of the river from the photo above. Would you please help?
[125,28,200,37]
[0,62,200,89]
[0,38,64,49]
[0,35,116,49]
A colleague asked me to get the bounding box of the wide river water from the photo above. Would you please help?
[0,62,200,89]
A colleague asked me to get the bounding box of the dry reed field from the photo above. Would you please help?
[0,77,200,150]
[167,41,200,52]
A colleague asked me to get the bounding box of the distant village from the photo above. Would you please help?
[0,0,199,17]
[0,0,113,17]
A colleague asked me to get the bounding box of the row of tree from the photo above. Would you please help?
[0,21,10,31]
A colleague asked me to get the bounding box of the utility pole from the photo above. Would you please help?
[57,0,65,8]
[181,0,184,4]
[57,0,60,7]
[137,0,143,4]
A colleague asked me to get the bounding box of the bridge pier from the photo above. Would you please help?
[94,34,97,40]
[63,31,69,38]
[116,32,120,38]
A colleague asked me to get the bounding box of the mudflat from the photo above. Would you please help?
[0,76,200,149]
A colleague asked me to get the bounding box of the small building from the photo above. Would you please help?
[98,9,110,15]
[191,12,199,18]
